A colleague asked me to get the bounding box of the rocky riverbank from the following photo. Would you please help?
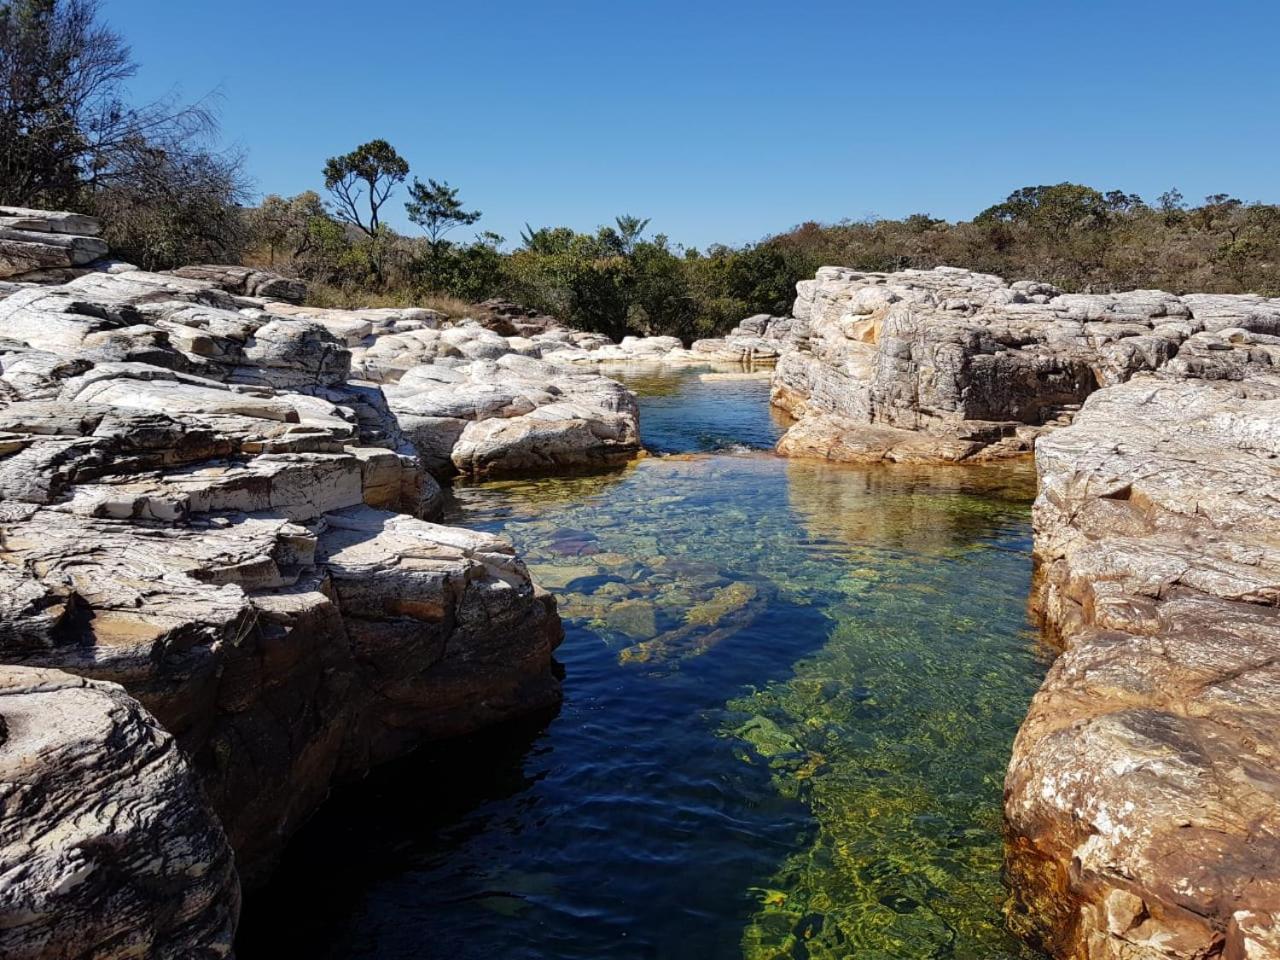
[0,211,647,955]
[1006,371,1280,959]
[3,205,1276,959]
[764,264,1280,958]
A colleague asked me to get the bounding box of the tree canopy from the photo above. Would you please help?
[322,139,409,237]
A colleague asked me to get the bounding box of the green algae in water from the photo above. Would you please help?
[238,368,1049,960]
[729,466,1045,959]
[451,455,1046,958]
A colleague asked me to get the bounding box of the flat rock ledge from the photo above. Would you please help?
[0,206,111,284]
[1004,372,1280,959]
[768,264,1280,464]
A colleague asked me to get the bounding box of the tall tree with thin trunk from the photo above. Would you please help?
[322,139,409,237]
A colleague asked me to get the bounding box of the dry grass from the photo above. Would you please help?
[304,284,483,320]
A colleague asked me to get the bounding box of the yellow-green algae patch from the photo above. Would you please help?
[727,463,1045,960]
[241,366,1052,960]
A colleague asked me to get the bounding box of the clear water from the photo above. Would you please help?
[239,365,1047,960]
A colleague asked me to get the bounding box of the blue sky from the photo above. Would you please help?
[102,0,1279,249]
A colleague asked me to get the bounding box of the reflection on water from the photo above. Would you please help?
[237,367,1045,960]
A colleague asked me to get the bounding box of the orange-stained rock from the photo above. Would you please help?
[1006,373,1280,960]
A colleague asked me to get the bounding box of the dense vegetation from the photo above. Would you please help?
[6,0,1280,340]
[247,179,1280,340]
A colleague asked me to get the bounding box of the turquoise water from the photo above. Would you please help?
[239,366,1046,959]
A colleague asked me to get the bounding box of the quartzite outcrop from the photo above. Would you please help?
[767,264,1280,958]
[0,666,239,959]
[1006,368,1280,960]
[770,265,1280,463]
[0,212,582,957]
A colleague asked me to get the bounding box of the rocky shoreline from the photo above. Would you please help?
[0,210,608,956]
[2,205,1277,959]
[764,265,1280,958]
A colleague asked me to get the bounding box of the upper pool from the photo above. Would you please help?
[240,365,1047,960]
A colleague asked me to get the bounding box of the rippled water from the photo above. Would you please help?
[240,365,1047,960]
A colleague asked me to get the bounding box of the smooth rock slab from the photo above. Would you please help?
[385,354,641,477]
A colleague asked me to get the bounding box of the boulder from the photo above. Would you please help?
[0,666,238,959]
[384,353,641,477]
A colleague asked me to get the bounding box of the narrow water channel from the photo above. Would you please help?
[240,366,1047,960]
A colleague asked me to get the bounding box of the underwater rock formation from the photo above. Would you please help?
[770,264,1280,463]
[1006,371,1280,958]
[0,666,238,959]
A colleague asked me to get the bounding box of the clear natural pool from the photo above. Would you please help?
[240,366,1048,959]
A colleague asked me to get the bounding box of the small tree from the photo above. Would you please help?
[613,215,650,255]
[405,177,481,245]
[322,139,408,284]
[322,138,408,236]
[1157,188,1186,226]
[248,191,332,269]
[405,177,481,290]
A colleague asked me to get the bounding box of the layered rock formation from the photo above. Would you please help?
[1005,370,1280,960]
[761,264,1280,957]
[0,206,112,283]
[769,265,1280,463]
[691,313,797,364]
[0,666,238,959]
[167,264,308,304]
[265,307,646,476]
[0,210,567,942]
[383,354,640,477]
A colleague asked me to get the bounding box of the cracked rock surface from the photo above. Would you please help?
[0,666,238,959]
[770,265,1280,463]
[1005,373,1280,959]
[0,211,571,956]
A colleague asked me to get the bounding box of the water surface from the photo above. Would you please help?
[240,365,1045,960]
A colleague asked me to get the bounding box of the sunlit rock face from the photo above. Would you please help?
[771,264,1280,463]
[1006,372,1280,960]
[0,214,565,913]
[0,665,238,960]
[384,355,641,478]
[0,206,111,283]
